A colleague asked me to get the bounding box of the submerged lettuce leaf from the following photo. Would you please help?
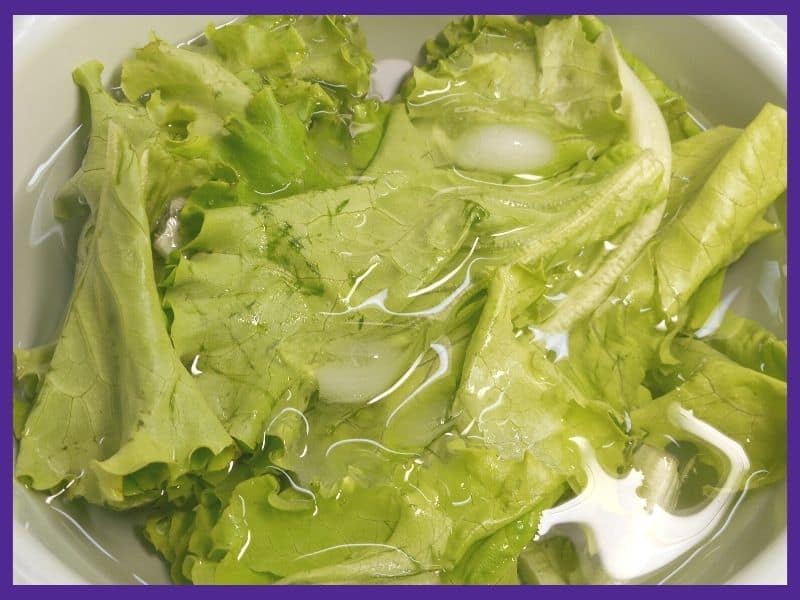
[121,16,388,199]
[175,437,565,584]
[518,536,586,584]
[15,124,235,508]
[579,15,703,142]
[634,337,786,489]
[528,104,786,415]
[400,16,627,177]
[164,170,484,450]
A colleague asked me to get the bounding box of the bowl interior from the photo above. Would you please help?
[12,15,787,584]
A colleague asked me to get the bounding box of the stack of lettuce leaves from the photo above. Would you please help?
[14,15,786,584]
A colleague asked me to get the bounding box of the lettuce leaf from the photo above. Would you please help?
[15,124,235,508]
[163,170,484,449]
[529,104,786,415]
[121,16,388,199]
[634,337,786,489]
[400,16,628,177]
[452,266,628,466]
[175,437,564,584]
[700,312,786,380]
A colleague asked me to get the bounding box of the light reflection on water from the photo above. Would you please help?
[536,405,753,582]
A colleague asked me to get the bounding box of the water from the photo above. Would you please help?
[15,18,787,585]
[14,123,86,347]
[536,406,753,582]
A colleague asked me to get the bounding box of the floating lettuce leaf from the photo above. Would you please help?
[122,38,253,116]
[15,124,235,508]
[530,104,786,415]
[13,343,55,439]
[634,337,786,489]
[401,16,628,177]
[452,266,628,467]
[662,126,739,222]
[173,437,564,584]
[121,16,388,199]
[654,105,785,316]
[699,312,786,381]
[205,16,373,98]
[56,61,157,220]
[59,61,219,233]
[164,170,485,450]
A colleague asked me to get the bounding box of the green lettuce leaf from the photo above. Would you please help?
[121,16,388,199]
[518,537,586,584]
[174,436,564,584]
[452,266,628,466]
[57,61,157,220]
[400,16,628,177]
[13,343,55,438]
[700,312,786,380]
[530,104,786,415]
[164,170,484,450]
[634,337,786,490]
[654,104,785,316]
[15,124,235,508]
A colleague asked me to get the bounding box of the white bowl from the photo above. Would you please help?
[12,15,787,585]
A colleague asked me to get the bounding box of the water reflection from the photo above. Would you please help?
[536,404,752,582]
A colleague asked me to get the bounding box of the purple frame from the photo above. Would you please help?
[4,0,794,594]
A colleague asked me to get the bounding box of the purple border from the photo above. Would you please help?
[5,6,13,595]
[5,0,794,594]
[786,7,795,592]
[3,0,798,16]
